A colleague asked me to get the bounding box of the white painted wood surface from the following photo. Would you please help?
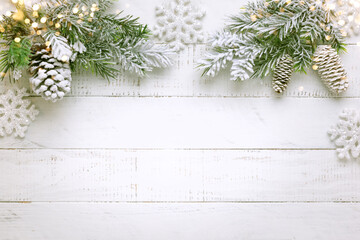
[1,203,360,240]
[1,0,360,239]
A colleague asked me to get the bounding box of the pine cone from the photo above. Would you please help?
[313,45,348,94]
[29,45,72,102]
[272,55,294,93]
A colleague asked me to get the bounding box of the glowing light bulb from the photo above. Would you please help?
[36,30,41,35]
[40,17,47,23]
[309,5,315,11]
[82,6,87,11]
[338,19,346,26]
[14,37,21,43]
[325,35,332,40]
[45,41,51,46]
[32,4,40,11]
[24,18,30,24]
[57,14,63,18]
[55,23,61,28]
[72,7,79,14]
[12,0,18,3]
[32,22,38,28]
[250,14,257,21]
[286,0,291,5]
[61,55,69,62]
[312,65,319,70]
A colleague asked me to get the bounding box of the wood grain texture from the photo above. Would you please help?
[2,45,360,98]
[1,203,360,240]
[1,149,359,202]
[0,97,359,149]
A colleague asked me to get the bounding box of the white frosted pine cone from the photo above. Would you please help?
[313,45,348,94]
[29,48,72,102]
[272,55,294,93]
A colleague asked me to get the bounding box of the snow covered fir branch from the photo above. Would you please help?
[0,0,173,102]
[199,0,349,94]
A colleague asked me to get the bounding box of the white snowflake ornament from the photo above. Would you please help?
[153,0,206,52]
[0,88,39,138]
[328,109,360,160]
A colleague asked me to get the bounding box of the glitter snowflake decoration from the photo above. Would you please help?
[328,109,360,160]
[153,0,206,52]
[327,0,360,37]
[0,88,39,138]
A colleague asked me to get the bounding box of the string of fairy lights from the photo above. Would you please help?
[0,0,100,64]
[0,0,358,79]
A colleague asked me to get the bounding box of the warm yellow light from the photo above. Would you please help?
[14,37,21,43]
[13,10,24,21]
[92,3,97,7]
[40,17,47,23]
[90,12,94,18]
[57,14,63,18]
[286,0,291,5]
[338,19,346,26]
[55,31,60,36]
[309,5,315,11]
[45,41,51,46]
[12,0,18,3]
[72,7,79,14]
[312,65,319,70]
[24,18,30,24]
[32,4,40,11]
[82,6,87,11]
[61,55,69,62]
[90,7,96,12]
[55,23,61,28]
[31,22,38,28]
[325,35,332,40]
[250,14,257,21]
[79,13,84,18]
[36,30,42,35]
[32,11,38,17]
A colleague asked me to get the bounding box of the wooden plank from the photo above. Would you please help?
[1,203,360,240]
[2,45,360,98]
[0,97,358,149]
[1,149,359,202]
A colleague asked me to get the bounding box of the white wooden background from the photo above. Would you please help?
[1,0,360,239]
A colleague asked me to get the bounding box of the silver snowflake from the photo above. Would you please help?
[328,109,360,160]
[326,0,360,37]
[153,0,206,52]
[0,88,39,138]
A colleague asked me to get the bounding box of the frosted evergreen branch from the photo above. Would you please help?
[44,31,73,61]
[198,31,259,81]
[115,38,173,77]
